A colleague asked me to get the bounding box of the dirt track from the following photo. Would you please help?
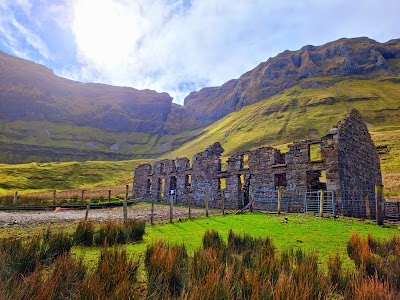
[0,203,219,226]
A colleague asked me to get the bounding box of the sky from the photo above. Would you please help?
[0,0,399,105]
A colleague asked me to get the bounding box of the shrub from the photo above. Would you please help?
[203,230,225,250]
[228,229,255,252]
[93,219,146,246]
[81,249,139,299]
[145,241,188,299]
[0,236,42,278]
[125,218,146,242]
[347,232,372,269]
[349,275,395,300]
[347,232,400,293]
[42,229,73,260]
[94,219,127,246]
[74,219,95,246]
[9,254,86,300]
[327,252,349,292]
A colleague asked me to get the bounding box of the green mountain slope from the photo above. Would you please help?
[0,120,201,163]
[162,75,400,194]
[2,37,400,163]
[0,159,151,196]
[2,76,399,195]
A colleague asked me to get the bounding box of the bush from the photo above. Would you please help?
[125,219,146,242]
[94,220,127,246]
[8,254,86,300]
[0,229,73,281]
[0,236,42,278]
[202,230,225,250]
[145,241,188,299]
[81,249,139,299]
[42,229,73,260]
[93,219,146,246]
[74,220,95,246]
[347,232,400,294]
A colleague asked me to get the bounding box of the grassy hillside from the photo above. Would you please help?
[2,76,399,195]
[0,120,201,162]
[0,159,151,196]
[162,76,400,194]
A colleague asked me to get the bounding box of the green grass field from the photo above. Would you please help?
[56,212,400,271]
[0,159,152,196]
[2,210,399,298]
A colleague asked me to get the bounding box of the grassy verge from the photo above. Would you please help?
[16,212,387,272]
[1,211,399,299]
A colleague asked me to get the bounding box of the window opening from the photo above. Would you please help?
[157,178,165,199]
[146,179,151,194]
[185,174,192,191]
[309,143,322,162]
[306,170,327,191]
[274,173,287,188]
[160,162,165,173]
[218,178,226,190]
[170,176,177,191]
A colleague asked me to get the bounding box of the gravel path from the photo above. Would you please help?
[0,203,220,226]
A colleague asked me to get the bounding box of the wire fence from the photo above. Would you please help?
[2,185,400,222]
[1,186,129,207]
[252,188,289,213]
[386,201,400,222]
[339,190,377,219]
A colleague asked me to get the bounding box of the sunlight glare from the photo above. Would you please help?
[72,0,140,66]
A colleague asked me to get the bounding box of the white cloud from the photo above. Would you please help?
[64,0,400,104]
[0,0,52,60]
[1,0,400,104]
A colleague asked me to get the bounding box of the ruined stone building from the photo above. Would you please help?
[132,109,382,215]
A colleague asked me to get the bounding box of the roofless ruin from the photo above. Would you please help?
[133,109,382,216]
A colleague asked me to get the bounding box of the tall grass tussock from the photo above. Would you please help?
[1,227,400,299]
[73,218,146,246]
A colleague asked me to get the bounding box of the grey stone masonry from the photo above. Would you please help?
[132,109,382,212]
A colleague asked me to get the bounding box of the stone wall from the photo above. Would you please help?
[336,109,382,215]
[132,109,382,213]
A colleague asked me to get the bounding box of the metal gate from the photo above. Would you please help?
[252,188,289,213]
[304,190,335,215]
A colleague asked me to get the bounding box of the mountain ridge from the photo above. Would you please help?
[165,37,400,132]
[1,37,400,163]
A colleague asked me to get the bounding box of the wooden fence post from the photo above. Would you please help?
[85,204,90,221]
[108,190,111,203]
[13,191,18,206]
[188,196,191,219]
[205,193,209,217]
[53,190,56,205]
[150,197,155,225]
[81,190,85,202]
[169,192,174,223]
[277,188,281,214]
[365,195,371,219]
[123,185,128,224]
[319,190,324,217]
[221,191,225,215]
[375,185,384,225]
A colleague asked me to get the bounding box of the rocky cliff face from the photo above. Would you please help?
[1,37,400,162]
[165,37,400,132]
[0,51,173,134]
